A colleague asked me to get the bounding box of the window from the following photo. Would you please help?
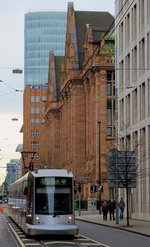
[125,54,130,87]
[106,71,115,137]
[120,99,124,131]
[35,107,40,114]
[31,96,35,102]
[30,130,35,136]
[119,60,124,92]
[106,71,115,96]
[35,177,72,215]
[41,119,45,124]
[107,100,112,126]
[125,14,130,48]
[140,83,145,120]
[35,119,40,125]
[31,142,39,148]
[126,94,131,127]
[147,33,150,70]
[31,152,39,160]
[132,46,137,82]
[148,79,150,117]
[107,83,111,96]
[139,38,145,76]
[34,153,39,160]
[35,130,39,136]
[30,119,34,125]
[119,22,124,54]
[132,89,138,124]
[107,99,115,136]
[139,0,145,32]
[148,0,150,25]
[107,82,115,96]
[35,96,40,102]
[131,4,137,41]
[42,96,46,101]
[31,107,34,114]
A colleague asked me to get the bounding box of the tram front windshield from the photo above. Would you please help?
[35,177,72,215]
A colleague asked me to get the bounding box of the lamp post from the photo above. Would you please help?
[97,121,102,214]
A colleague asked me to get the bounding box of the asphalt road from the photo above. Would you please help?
[0,214,18,247]
[76,220,150,247]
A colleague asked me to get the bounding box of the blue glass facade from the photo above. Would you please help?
[24,12,67,86]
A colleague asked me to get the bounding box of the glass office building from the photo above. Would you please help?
[24,12,67,86]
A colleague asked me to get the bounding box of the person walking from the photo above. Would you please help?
[119,198,125,220]
[109,199,116,220]
[102,200,108,220]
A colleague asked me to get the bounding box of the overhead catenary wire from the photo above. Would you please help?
[0,0,149,99]
[0,0,144,100]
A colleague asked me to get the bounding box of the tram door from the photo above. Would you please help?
[26,176,33,224]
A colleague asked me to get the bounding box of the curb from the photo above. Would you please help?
[76,217,150,238]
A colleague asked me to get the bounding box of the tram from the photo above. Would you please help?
[8,169,79,236]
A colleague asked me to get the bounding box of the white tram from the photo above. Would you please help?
[8,169,79,236]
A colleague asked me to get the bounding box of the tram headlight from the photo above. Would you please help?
[36,216,40,224]
[68,216,72,223]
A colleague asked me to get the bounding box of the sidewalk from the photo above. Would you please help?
[75,211,150,237]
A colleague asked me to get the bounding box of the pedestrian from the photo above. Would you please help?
[102,200,108,220]
[119,198,125,220]
[109,199,116,220]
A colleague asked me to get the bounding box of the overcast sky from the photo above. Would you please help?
[0,0,115,183]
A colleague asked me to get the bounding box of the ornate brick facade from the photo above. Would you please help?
[40,4,115,201]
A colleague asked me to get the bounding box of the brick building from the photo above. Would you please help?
[40,3,115,201]
[22,84,48,172]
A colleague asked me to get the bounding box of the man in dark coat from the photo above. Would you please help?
[102,200,108,220]
[109,199,116,220]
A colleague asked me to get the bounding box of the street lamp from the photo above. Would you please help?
[12,68,23,74]
[97,121,102,214]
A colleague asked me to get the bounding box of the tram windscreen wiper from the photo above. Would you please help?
[53,212,59,217]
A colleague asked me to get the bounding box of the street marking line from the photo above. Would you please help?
[80,234,110,247]
[22,239,35,241]
[8,223,25,247]
[76,238,91,241]
[44,241,75,245]
[24,244,40,246]
[80,244,100,246]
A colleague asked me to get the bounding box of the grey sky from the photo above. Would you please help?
[0,0,115,114]
[0,0,115,182]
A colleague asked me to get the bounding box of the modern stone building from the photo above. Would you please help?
[115,0,150,220]
[40,3,115,201]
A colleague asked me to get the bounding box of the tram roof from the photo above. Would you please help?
[30,169,73,177]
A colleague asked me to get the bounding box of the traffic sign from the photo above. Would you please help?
[79,177,89,182]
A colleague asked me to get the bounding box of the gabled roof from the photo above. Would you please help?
[55,56,64,89]
[54,56,64,100]
[74,11,114,68]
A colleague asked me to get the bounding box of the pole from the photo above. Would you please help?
[98,121,102,214]
[115,150,119,224]
[126,186,129,226]
[125,150,130,226]
[78,190,81,216]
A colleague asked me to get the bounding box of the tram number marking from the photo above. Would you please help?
[40,178,67,185]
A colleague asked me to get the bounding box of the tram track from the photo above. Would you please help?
[6,214,107,247]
